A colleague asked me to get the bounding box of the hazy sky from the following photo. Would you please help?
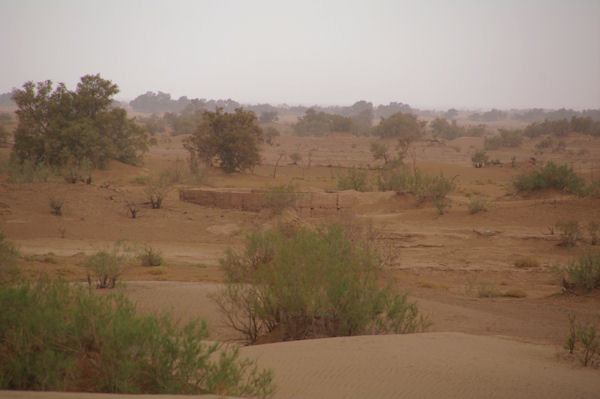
[1,0,599,109]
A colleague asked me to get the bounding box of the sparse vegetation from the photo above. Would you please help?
[139,246,163,266]
[556,220,581,247]
[565,314,599,367]
[502,288,527,298]
[337,167,370,192]
[49,197,64,216]
[587,221,599,246]
[215,224,429,344]
[85,244,129,289]
[483,128,523,150]
[0,279,274,395]
[559,251,600,293]
[144,172,174,209]
[125,201,139,218]
[0,230,19,284]
[513,162,586,196]
[261,184,300,215]
[467,197,487,214]
[471,150,489,168]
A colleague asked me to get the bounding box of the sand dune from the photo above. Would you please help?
[241,332,600,399]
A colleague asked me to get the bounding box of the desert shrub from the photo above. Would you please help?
[139,246,163,266]
[513,162,586,196]
[513,257,540,268]
[6,156,52,183]
[502,288,527,298]
[261,184,300,215]
[587,221,599,245]
[125,201,139,219]
[467,197,487,214]
[215,224,429,344]
[559,251,600,293]
[337,167,370,192]
[376,167,455,213]
[556,220,581,247]
[264,126,280,145]
[565,314,599,367]
[85,245,129,289]
[0,279,274,395]
[0,230,19,284]
[289,152,302,165]
[49,197,64,216]
[144,172,174,209]
[483,129,523,150]
[471,149,488,168]
[476,282,502,298]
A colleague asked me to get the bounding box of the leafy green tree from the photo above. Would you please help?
[373,112,423,157]
[184,108,263,173]
[11,74,149,170]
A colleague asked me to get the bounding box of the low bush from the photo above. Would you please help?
[337,167,370,192]
[0,279,274,395]
[565,314,599,367]
[0,230,19,284]
[513,162,586,196]
[261,184,301,215]
[559,251,600,293]
[556,220,581,247]
[6,156,52,183]
[215,224,429,344]
[139,246,163,266]
[144,172,174,209]
[49,197,65,216]
[85,244,129,289]
[483,129,523,150]
[467,197,487,214]
[587,221,599,246]
[502,288,527,298]
[471,150,488,168]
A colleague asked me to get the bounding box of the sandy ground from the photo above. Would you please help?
[1,127,600,398]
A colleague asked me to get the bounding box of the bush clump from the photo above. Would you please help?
[85,245,129,289]
[0,279,274,396]
[337,167,370,192]
[565,314,599,367]
[216,224,429,344]
[261,184,301,215]
[559,251,600,293]
[139,246,163,266]
[513,162,586,196]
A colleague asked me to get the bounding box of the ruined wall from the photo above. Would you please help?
[179,189,357,216]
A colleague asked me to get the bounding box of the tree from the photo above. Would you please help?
[373,112,423,158]
[259,110,278,123]
[184,108,263,173]
[11,74,150,170]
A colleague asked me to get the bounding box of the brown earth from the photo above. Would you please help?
[1,127,600,398]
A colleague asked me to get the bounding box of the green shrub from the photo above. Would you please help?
[216,224,429,344]
[559,251,600,293]
[513,162,586,196]
[144,172,174,209]
[0,230,19,284]
[565,314,599,367]
[483,129,523,150]
[6,156,52,183]
[261,184,300,215]
[0,279,274,395]
[337,167,370,192]
[476,282,502,298]
[467,197,487,214]
[85,246,129,289]
[556,220,581,247]
[49,197,65,216]
[139,246,163,266]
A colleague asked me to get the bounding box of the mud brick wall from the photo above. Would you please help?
[179,189,357,216]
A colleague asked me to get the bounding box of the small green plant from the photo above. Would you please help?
[565,314,599,367]
[467,197,487,214]
[587,221,599,245]
[49,196,64,216]
[513,257,540,268]
[261,184,300,215]
[556,220,581,247]
[0,279,274,395]
[85,244,129,289]
[559,251,600,293]
[139,246,163,266]
[337,167,370,192]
